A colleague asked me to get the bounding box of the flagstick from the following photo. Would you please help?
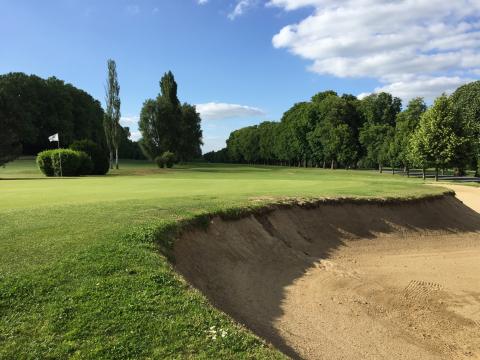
[57,136,63,177]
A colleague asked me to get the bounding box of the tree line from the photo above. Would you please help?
[204,82,480,179]
[0,68,203,169]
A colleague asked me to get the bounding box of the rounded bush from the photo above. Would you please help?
[51,149,82,176]
[36,150,55,177]
[37,149,91,177]
[69,139,109,175]
[155,155,165,168]
[77,151,94,175]
[161,151,176,168]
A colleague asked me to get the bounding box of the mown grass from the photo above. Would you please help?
[0,160,446,359]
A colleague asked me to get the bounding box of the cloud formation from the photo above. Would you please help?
[196,102,265,120]
[228,0,256,20]
[120,115,139,127]
[198,0,209,5]
[269,0,480,100]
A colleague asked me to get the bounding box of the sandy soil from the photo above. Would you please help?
[175,195,480,360]
[434,184,480,213]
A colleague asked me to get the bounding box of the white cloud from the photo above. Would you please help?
[130,131,142,141]
[198,0,209,4]
[196,102,265,120]
[270,0,480,100]
[228,0,256,20]
[120,115,139,127]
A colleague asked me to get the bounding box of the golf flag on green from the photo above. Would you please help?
[49,133,59,142]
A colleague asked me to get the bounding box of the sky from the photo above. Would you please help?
[1,0,479,152]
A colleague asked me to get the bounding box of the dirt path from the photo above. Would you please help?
[175,195,480,360]
[433,184,480,213]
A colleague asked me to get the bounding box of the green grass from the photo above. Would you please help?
[0,160,446,359]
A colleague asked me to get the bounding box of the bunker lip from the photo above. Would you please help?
[174,193,480,360]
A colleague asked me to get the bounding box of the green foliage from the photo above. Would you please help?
[70,139,109,175]
[51,149,82,176]
[450,81,480,171]
[37,149,92,176]
[162,151,176,168]
[390,98,427,169]
[154,151,177,168]
[206,84,480,176]
[104,59,122,169]
[36,149,55,176]
[77,151,94,175]
[408,94,463,176]
[139,72,202,162]
[0,72,106,156]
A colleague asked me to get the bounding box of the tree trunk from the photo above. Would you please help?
[442,168,445,176]
[406,167,410,178]
[115,148,119,170]
[392,166,395,175]
[331,159,334,170]
[323,161,326,169]
[422,168,426,180]
[109,151,113,169]
[379,163,383,173]
[435,167,439,182]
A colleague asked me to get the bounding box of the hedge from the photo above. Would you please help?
[37,149,92,177]
[155,151,176,168]
[69,139,109,175]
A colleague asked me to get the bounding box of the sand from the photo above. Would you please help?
[174,193,480,360]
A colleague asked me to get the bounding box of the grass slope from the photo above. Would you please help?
[0,160,445,359]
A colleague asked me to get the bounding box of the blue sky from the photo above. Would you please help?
[1,0,479,152]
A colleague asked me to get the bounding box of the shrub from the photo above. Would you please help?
[51,149,82,176]
[36,150,55,177]
[161,151,176,168]
[155,155,165,168]
[69,139,109,175]
[77,151,94,175]
[37,149,91,176]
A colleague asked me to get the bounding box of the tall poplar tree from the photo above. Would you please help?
[104,59,121,169]
[139,71,203,162]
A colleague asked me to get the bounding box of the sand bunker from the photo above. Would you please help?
[174,194,480,360]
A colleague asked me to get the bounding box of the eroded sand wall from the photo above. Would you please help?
[174,195,480,359]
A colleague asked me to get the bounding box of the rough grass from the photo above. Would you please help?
[0,160,447,359]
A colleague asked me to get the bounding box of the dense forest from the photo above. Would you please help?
[0,72,144,166]
[204,82,480,178]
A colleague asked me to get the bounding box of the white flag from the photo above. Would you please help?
[48,133,59,142]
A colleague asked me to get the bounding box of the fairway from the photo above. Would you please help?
[0,160,446,359]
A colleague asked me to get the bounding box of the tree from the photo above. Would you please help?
[257,121,279,165]
[139,71,202,162]
[0,90,22,166]
[390,98,426,174]
[0,72,106,159]
[409,94,461,181]
[359,92,401,171]
[314,96,358,169]
[178,103,203,161]
[450,81,480,175]
[280,102,320,167]
[104,59,121,169]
